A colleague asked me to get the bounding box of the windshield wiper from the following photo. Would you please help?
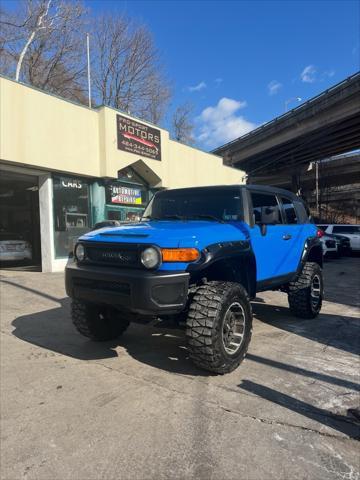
[162,214,185,220]
[141,215,184,221]
[185,214,224,223]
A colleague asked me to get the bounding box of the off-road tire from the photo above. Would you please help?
[288,262,323,319]
[186,281,253,374]
[71,300,130,341]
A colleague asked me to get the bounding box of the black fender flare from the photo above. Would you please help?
[297,236,323,274]
[187,241,257,299]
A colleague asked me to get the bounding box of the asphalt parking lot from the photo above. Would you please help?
[1,257,359,480]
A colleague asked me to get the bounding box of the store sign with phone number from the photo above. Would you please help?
[116,114,161,161]
[109,184,143,205]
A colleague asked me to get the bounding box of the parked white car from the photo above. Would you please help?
[318,232,338,257]
[0,233,32,262]
[318,224,360,251]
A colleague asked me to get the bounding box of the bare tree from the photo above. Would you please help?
[0,0,88,103]
[91,15,170,122]
[15,0,52,81]
[171,103,195,145]
[1,2,171,118]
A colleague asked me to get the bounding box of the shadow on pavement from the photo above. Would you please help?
[7,277,360,377]
[246,353,360,392]
[239,380,360,440]
[11,297,359,377]
[1,279,62,302]
[10,296,207,375]
[11,298,121,361]
[252,302,360,355]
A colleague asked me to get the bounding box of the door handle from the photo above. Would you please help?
[283,234,292,240]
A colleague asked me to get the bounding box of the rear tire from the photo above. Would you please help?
[288,262,323,319]
[71,300,130,341]
[186,281,253,374]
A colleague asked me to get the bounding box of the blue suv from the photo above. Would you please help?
[65,185,323,374]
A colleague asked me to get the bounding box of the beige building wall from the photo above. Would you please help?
[0,76,245,185]
[0,77,100,177]
[0,76,245,272]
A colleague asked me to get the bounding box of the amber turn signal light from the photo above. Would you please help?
[161,248,200,262]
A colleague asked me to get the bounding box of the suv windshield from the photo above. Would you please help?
[142,188,243,222]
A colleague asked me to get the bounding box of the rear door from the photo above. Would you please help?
[278,196,312,271]
[248,191,296,281]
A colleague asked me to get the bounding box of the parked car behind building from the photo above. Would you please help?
[318,232,338,258]
[0,232,32,262]
[318,225,360,252]
[317,228,351,256]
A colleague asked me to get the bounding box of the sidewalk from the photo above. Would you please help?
[1,257,359,480]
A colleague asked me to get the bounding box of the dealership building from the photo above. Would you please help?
[0,76,243,272]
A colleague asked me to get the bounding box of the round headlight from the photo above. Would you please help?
[75,243,85,261]
[141,247,160,269]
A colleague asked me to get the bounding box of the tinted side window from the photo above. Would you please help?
[280,197,298,224]
[333,226,360,234]
[251,193,282,224]
[294,200,308,223]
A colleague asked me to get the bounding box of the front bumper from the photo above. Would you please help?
[65,259,189,315]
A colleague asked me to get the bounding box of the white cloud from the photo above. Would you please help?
[188,81,207,92]
[301,65,336,83]
[268,80,282,95]
[301,65,317,83]
[197,97,256,148]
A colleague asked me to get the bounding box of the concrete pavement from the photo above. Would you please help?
[1,257,359,480]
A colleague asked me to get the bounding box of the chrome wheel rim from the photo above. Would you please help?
[222,302,246,355]
[311,274,321,310]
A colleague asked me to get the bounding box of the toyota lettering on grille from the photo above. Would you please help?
[101,251,128,261]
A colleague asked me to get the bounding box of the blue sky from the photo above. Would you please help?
[4,0,359,149]
[86,0,359,149]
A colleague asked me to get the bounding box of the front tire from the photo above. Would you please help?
[71,300,130,341]
[288,262,323,319]
[186,281,253,374]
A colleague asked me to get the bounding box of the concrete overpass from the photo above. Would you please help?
[213,72,360,182]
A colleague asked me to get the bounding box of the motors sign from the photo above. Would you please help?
[116,114,161,161]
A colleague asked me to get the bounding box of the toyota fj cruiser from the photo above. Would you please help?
[65,185,323,374]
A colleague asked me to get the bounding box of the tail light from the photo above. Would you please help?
[316,229,324,238]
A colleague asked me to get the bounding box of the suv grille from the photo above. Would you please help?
[84,243,140,268]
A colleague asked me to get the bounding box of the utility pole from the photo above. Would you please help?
[315,161,320,217]
[86,33,92,108]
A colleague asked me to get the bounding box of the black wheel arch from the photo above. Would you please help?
[187,241,257,299]
[300,237,323,269]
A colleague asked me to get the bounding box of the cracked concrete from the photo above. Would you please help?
[1,256,359,479]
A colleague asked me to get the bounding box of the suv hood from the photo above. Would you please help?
[81,220,250,250]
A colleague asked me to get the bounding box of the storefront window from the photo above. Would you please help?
[53,176,90,257]
[105,181,148,222]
